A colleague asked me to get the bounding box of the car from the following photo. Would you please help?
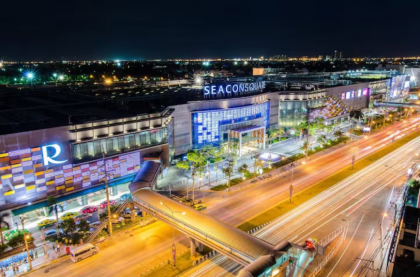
[120,194,131,201]
[194,204,207,211]
[90,221,103,228]
[305,238,318,249]
[111,216,125,224]
[99,200,117,209]
[60,212,79,221]
[80,206,98,214]
[37,219,57,229]
[43,229,59,238]
[4,229,29,240]
[74,214,91,224]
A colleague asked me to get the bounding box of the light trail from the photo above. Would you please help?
[183,119,420,277]
[350,228,375,276]
[327,214,365,277]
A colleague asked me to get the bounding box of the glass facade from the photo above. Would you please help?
[72,128,168,164]
[279,101,308,127]
[191,102,270,147]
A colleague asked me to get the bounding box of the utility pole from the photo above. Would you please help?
[102,151,113,236]
[20,216,32,271]
[191,167,195,204]
[160,201,185,267]
[352,148,356,169]
[41,228,48,260]
[306,104,311,158]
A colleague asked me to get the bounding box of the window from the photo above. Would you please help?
[72,128,168,163]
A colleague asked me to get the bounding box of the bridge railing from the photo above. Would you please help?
[133,197,255,263]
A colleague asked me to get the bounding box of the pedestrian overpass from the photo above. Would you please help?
[129,161,291,274]
[373,100,420,109]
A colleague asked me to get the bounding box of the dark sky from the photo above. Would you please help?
[2,0,420,60]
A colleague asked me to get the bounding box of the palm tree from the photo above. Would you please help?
[0,212,10,247]
[47,196,64,238]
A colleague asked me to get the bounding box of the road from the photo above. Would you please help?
[183,123,420,276]
[27,117,420,277]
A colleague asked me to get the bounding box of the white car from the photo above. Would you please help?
[111,217,125,224]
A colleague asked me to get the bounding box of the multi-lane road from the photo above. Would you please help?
[28,117,420,277]
[184,122,420,276]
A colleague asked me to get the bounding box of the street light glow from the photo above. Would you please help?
[27,73,33,79]
[59,75,64,80]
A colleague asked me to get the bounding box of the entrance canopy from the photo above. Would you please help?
[228,125,266,157]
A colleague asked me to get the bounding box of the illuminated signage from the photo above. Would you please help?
[345,91,351,99]
[362,88,369,96]
[357,89,362,98]
[203,82,266,96]
[42,144,68,166]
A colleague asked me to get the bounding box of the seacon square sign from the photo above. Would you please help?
[203,81,266,98]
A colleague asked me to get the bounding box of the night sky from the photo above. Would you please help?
[2,0,420,60]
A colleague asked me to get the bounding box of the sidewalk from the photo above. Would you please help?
[156,138,305,192]
[1,247,71,277]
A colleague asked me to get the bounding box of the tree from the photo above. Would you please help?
[175,160,190,171]
[334,130,343,138]
[238,163,249,175]
[77,219,90,235]
[222,162,234,191]
[47,196,63,238]
[60,218,76,236]
[301,141,310,156]
[7,231,33,248]
[0,213,10,248]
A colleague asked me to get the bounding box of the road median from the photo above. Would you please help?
[238,129,420,232]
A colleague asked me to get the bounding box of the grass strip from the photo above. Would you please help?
[143,252,192,277]
[237,130,420,231]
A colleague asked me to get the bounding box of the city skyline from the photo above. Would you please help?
[2,0,420,60]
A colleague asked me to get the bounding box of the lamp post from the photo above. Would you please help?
[53,73,64,87]
[160,201,185,267]
[41,228,48,260]
[19,216,32,271]
[101,149,113,236]
[281,156,296,203]
[26,72,34,87]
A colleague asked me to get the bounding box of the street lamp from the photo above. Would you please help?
[160,201,185,267]
[19,216,32,271]
[100,146,113,236]
[53,73,64,86]
[282,156,296,203]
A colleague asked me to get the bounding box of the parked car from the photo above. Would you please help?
[90,221,102,228]
[60,212,79,221]
[80,206,98,214]
[111,217,125,224]
[120,194,131,201]
[43,229,60,238]
[74,214,90,223]
[4,229,29,240]
[194,204,207,211]
[37,219,57,229]
[99,200,117,209]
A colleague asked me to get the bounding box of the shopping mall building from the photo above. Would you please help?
[0,71,410,224]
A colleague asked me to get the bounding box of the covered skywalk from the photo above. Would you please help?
[373,100,420,109]
[129,161,287,269]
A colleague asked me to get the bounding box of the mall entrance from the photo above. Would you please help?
[227,125,266,157]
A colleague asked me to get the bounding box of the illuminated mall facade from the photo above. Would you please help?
[0,74,410,219]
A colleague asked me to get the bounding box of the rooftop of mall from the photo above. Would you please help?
[0,67,398,135]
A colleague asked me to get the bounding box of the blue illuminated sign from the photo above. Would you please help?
[203,82,266,96]
[42,144,68,166]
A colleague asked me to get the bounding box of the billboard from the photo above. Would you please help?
[0,146,140,203]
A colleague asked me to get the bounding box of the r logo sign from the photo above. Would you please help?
[42,144,68,166]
